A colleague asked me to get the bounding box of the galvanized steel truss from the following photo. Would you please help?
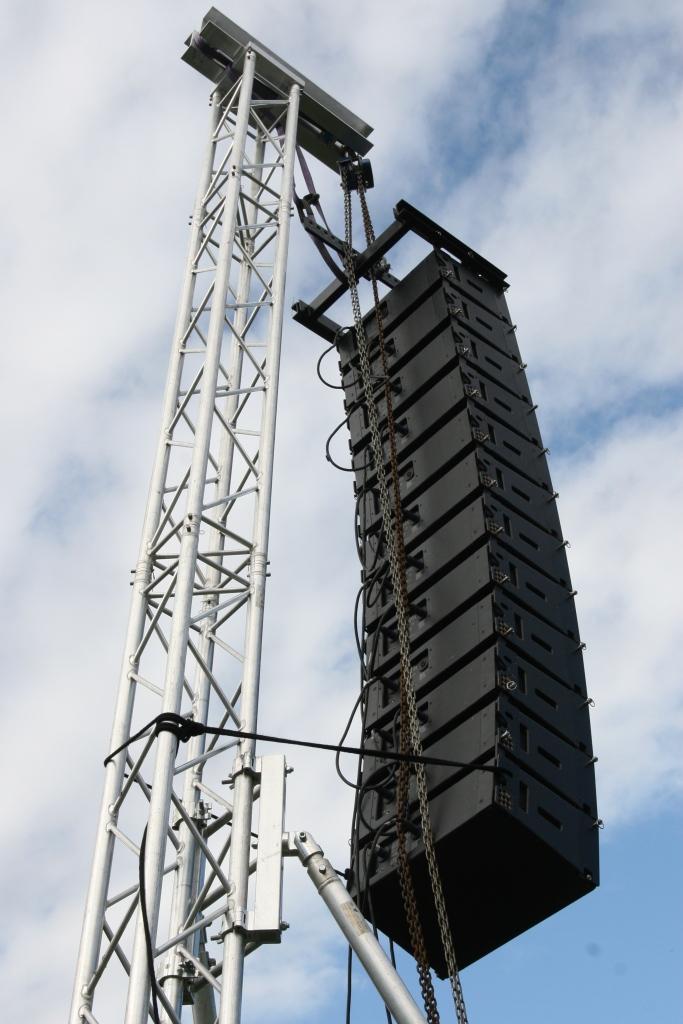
[70,51,301,1024]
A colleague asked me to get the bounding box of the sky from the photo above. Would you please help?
[1,0,682,1021]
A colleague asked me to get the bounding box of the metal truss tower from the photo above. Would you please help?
[70,11,425,1024]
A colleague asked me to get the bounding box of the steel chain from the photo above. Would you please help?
[357,179,469,1024]
[340,169,440,1024]
[347,166,469,1024]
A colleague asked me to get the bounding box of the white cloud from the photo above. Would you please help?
[442,1,683,421]
[557,409,683,824]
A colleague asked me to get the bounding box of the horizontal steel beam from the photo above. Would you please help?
[298,214,399,289]
[394,200,508,288]
[296,218,409,321]
[290,303,342,343]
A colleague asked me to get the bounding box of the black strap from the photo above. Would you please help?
[293,190,347,283]
[293,145,347,283]
[296,145,330,230]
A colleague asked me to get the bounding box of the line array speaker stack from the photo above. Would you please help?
[338,245,599,973]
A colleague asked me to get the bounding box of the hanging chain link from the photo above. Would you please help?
[357,179,469,1024]
[340,164,469,1024]
[339,168,440,1024]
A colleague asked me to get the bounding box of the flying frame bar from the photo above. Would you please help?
[292,199,509,343]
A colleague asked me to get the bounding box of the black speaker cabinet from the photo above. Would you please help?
[340,246,599,974]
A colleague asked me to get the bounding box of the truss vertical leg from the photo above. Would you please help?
[218,78,301,1024]
[123,52,258,1024]
[161,127,268,1024]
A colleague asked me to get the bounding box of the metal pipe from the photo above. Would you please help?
[123,52,257,1024]
[293,832,426,1024]
[154,900,231,958]
[218,79,301,1024]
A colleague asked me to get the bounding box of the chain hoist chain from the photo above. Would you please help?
[352,168,469,1024]
[358,184,469,1024]
[340,168,440,1024]
[356,178,469,1024]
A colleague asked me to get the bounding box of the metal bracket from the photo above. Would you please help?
[338,156,375,190]
[245,755,287,943]
[496,672,518,692]
[228,749,257,781]
[292,198,507,343]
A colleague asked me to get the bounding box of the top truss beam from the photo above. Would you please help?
[182,7,373,170]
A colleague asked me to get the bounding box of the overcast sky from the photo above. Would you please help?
[1,1,682,1022]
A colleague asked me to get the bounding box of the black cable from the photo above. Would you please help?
[316,336,357,392]
[353,563,389,665]
[354,498,385,574]
[325,413,374,474]
[356,769,394,834]
[364,843,395,1024]
[345,455,374,1024]
[353,486,373,564]
[315,256,444,1024]
[352,581,367,664]
[139,826,161,1024]
[334,681,372,790]
[104,712,502,776]
[365,560,389,610]
[345,945,353,1024]
[316,342,344,391]
[365,604,391,688]
[328,220,427,1024]
[361,818,403,1024]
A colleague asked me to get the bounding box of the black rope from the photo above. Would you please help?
[104,712,504,776]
